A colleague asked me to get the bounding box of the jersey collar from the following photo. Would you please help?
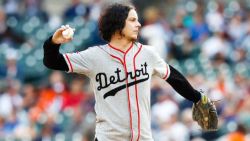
[108,42,134,54]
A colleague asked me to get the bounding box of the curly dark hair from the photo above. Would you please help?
[98,3,134,42]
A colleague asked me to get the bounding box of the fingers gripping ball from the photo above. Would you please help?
[62,25,75,39]
[192,95,218,131]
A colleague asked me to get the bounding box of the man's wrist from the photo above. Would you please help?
[51,36,61,45]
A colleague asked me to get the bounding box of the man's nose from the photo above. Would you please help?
[136,21,141,28]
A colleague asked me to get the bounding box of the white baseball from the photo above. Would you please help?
[62,28,74,39]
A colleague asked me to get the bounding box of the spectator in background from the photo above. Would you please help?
[30,71,68,121]
[169,8,196,61]
[218,124,248,141]
[171,8,186,30]
[158,113,189,141]
[23,0,48,21]
[152,89,190,141]
[181,108,200,140]
[205,1,225,33]
[21,84,39,111]
[238,94,250,130]
[34,116,60,141]
[188,12,209,43]
[0,80,24,139]
[12,84,38,140]
[89,0,101,21]
[0,7,26,48]
[0,80,22,119]
[2,0,21,18]
[140,6,171,60]
[201,28,232,64]
[0,116,5,136]
[3,109,19,136]
[151,91,178,131]
[227,124,247,141]
[169,32,200,61]
[63,0,89,20]
[62,77,87,111]
[64,106,86,139]
[227,13,245,43]
[237,12,250,63]
[0,48,24,81]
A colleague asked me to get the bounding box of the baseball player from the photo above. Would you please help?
[43,3,218,141]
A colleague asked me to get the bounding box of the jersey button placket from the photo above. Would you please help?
[123,45,135,141]
[108,43,135,141]
[132,44,143,141]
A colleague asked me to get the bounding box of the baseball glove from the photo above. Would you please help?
[192,95,218,131]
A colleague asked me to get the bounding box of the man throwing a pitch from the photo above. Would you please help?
[43,3,218,141]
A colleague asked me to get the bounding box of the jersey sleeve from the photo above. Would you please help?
[150,47,171,80]
[63,47,94,76]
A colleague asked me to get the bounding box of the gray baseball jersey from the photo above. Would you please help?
[63,42,170,141]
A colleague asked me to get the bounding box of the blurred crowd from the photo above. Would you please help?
[0,0,250,141]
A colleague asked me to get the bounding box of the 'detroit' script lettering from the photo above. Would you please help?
[96,62,149,91]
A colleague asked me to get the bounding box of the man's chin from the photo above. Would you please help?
[131,39,136,42]
[131,36,138,41]
[125,35,138,42]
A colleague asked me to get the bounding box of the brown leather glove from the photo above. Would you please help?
[192,95,218,131]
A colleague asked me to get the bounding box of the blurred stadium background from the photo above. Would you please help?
[0,0,250,140]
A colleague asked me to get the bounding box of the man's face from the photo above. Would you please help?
[121,9,141,41]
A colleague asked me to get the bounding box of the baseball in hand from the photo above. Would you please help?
[62,27,75,39]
